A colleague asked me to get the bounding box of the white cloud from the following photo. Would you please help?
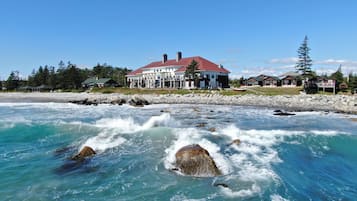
[269,57,298,64]
[315,59,357,66]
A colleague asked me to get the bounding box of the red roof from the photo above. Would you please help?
[127,56,230,76]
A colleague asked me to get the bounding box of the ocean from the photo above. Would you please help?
[0,103,356,201]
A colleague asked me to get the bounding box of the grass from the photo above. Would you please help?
[90,87,303,96]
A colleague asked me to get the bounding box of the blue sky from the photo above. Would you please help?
[0,0,356,80]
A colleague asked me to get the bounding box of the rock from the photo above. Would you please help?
[228,139,241,146]
[196,123,207,127]
[214,183,229,188]
[71,146,96,161]
[273,111,296,116]
[208,127,216,132]
[128,97,150,107]
[175,144,221,177]
[110,98,126,105]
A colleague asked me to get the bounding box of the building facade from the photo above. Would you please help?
[126,52,230,89]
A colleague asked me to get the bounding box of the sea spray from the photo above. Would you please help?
[81,113,173,153]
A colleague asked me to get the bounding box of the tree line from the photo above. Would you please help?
[2,61,131,91]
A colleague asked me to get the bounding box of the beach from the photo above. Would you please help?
[0,92,356,114]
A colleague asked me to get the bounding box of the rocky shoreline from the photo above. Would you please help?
[0,92,356,114]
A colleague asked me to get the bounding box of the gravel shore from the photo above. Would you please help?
[0,92,356,114]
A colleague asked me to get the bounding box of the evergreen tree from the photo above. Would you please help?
[330,65,344,84]
[48,66,57,89]
[296,36,313,78]
[184,60,199,88]
[6,71,20,90]
[43,65,50,85]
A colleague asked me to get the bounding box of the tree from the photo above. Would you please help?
[296,36,313,79]
[348,72,357,93]
[6,71,20,90]
[330,65,344,84]
[184,60,199,88]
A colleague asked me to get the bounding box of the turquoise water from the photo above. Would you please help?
[0,103,356,201]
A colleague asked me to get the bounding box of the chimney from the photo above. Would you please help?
[162,54,168,63]
[176,51,182,62]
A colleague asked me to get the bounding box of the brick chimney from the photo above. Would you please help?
[176,51,182,62]
[162,54,168,63]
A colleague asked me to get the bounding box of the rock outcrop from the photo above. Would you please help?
[175,144,221,177]
[71,146,96,161]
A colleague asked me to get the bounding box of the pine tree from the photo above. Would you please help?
[184,60,199,88]
[296,36,313,78]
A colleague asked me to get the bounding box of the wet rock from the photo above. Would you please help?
[71,146,96,161]
[110,98,126,105]
[175,144,221,177]
[228,139,241,146]
[208,127,216,132]
[69,98,98,106]
[128,97,150,107]
[214,183,229,188]
[273,111,296,116]
[196,123,207,127]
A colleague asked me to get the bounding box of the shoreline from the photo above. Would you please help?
[0,92,356,114]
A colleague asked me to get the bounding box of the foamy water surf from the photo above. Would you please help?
[0,103,356,200]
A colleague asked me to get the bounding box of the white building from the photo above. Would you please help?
[126,52,230,89]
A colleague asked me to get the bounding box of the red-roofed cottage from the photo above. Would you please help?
[126,52,230,89]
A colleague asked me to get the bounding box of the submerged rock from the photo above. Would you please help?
[228,139,241,146]
[71,146,96,161]
[208,127,216,132]
[175,144,221,177]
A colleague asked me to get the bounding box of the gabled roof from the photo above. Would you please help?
[279,71,301,78]
[82,77,112,85]
[127,56,230,76]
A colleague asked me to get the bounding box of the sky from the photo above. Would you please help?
[0,0,356,80]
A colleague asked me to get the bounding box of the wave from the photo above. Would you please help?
[80,113,173,153]
[164,128,233,176]
[164,122,351,198]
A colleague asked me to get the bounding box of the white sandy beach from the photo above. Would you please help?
[0,92,356,114]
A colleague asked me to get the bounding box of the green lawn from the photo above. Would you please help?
[91,87,303,96]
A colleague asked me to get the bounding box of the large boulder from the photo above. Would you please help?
[175,144,221,177]
[71,146,96,161]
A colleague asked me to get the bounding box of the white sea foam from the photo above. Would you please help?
[81,113,173,153]
[270,194,290,201]
[309,130,345,136]
[220,183,261,198]
[81,130,127,153]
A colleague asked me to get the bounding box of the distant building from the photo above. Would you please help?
[82,77,118,88]
[245,74,280,87]
[316,76,336,93]
[279,72,302,87]
[126,52,230,89]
